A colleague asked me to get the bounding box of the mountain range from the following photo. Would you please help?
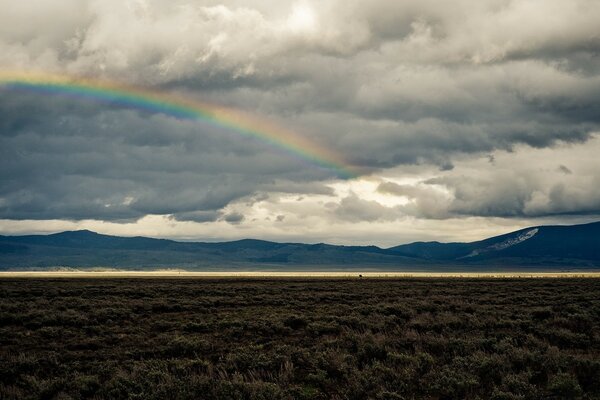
[0,221,599,271]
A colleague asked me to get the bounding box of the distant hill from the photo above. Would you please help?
[0,222,599,270]
[389,221,600,267]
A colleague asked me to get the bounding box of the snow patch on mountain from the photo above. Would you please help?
[463,228,539,258]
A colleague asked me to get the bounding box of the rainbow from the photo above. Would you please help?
[0,71,358,178]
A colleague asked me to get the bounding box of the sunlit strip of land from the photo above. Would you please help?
[1,270,599,278]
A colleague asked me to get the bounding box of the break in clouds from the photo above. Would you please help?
[1,0,599,244]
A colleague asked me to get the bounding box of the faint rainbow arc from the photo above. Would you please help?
[0,71,358,178]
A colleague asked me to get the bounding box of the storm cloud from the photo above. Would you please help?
[0,0,599,244]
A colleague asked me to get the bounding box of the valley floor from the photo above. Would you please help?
[2,270,600,278]
[1,278,599,399]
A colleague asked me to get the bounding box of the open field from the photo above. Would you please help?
[1,278,599,399]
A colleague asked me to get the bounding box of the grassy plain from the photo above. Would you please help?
[1,277,599,399]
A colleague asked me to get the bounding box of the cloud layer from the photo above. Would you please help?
[1,0,599,243]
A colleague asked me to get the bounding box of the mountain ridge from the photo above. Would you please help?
[0,221,599,270]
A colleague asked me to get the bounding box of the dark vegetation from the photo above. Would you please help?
[1,220,599,269]
[1,278,599,399]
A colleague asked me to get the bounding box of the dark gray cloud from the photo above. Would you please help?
[169,210,223,223]
[0,0,599,230]
[223,212,244,224]
[0,92,336,221]
[558,165,572,175]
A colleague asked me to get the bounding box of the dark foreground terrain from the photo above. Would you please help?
[1,278,599,400]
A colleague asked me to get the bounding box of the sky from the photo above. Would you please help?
[0,0,599,247]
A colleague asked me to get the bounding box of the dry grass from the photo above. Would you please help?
[1,277,599,399]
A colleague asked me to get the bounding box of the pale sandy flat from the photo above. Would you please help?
[1,271,599,278]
